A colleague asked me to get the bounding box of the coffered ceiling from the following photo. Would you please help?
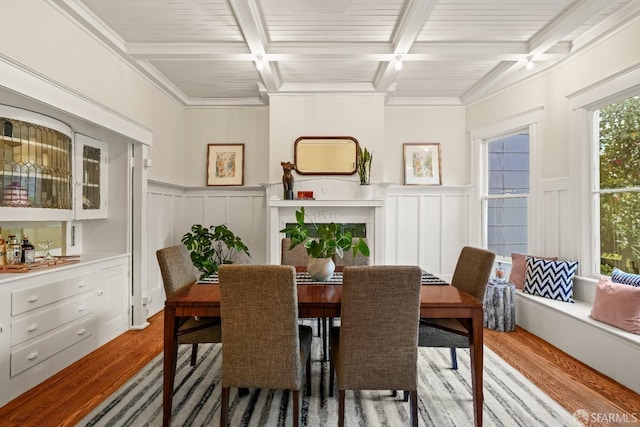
[51,0,640,107]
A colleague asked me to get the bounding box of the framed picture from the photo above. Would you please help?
[403,143,442,185]
[206,144,245,186]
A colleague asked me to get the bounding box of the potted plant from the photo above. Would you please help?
[280,207,370,281]
[357,144,373,185]
[181,224,251,279]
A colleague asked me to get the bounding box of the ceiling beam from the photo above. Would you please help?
[228,0,279,91]
[375,0,438,92]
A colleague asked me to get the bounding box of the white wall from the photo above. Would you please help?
[0,1,185,185]
[268,94,386,183]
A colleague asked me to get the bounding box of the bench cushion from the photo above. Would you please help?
[591,277,640,335]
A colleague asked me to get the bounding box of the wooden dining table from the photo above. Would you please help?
[163,271,484,427]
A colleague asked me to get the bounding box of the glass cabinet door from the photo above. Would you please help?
[75,134,108,219]
[0,105,74,221]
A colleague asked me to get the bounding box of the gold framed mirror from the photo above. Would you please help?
[294,136,358,175]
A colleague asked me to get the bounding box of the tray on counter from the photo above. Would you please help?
[0,256,81,273]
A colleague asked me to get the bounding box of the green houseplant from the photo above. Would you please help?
[280,207,370,280]
[181,224,250,279]
[357,144,373,185]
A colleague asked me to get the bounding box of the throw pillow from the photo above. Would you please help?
[509,253,558,290]
[611,268,640,287]
[523,257,578,302]
[591,277,640,335]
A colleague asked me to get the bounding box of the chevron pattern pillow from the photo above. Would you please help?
[611,268,640,287]
[523,257,578,302]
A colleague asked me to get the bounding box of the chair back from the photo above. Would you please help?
[337,265,422,391]
[333,238,370,267]
[450,246,496,301]
[218,264,303,390]
[281,237,309,267]
[156,244,198,299]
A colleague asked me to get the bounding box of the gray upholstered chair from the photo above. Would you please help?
[281,237,310,266]
[333,237,370,267]
[156,244,222,366]
[218,265,312,427]
[329,266,422,427]
[418,246,495,370]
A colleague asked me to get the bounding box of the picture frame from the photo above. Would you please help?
[206,144,245,186]
[403,143,442,185]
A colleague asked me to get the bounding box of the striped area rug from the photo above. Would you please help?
[80,334,578,426]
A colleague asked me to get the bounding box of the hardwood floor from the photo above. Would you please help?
[0,311,638,427]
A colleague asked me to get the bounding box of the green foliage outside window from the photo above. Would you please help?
[598,95,640,274]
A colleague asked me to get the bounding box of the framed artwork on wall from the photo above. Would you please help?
[206,144,245,186]
[403,143,442,185]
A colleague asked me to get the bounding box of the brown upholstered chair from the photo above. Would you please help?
[281,237,310,267]
[418,246,495,370]
[218,265,312,427]
[333,237,370,267]
[329,266,422,427]
[156,245,222,366]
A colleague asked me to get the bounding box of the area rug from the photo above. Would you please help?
[80,336,578,426]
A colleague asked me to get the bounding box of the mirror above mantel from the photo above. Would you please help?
[294,136,358,175]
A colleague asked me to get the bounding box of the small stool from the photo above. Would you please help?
[483,280,516,332]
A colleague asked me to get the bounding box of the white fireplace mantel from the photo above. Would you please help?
[264,180,386,265]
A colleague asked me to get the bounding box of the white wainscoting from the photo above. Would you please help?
[146,181,475,315]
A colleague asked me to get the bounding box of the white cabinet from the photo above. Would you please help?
[74,134,108,219]
[0,255,129,407]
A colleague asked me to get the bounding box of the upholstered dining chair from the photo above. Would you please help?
[418,246,495,370]
[281,237,310,267]
[333,237,370,267]
[218,265,312,427]
[156,244,222,366]
[329,266,422,427]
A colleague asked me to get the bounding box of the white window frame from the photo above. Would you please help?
[469,108,543,261]
[568,67,640,277]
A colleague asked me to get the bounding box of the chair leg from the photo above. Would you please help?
[322,318,328,361]
[403,390,409,402]
[338,389,345,427]
[306,352,312,396]
[329,358,335,397]
[220,386,229,427]
[190,343,198,366]
[293,389,300,427]
[391,390,397,397]
[410,390,418,427]
[316,318,322,337]
[450,347,458,370]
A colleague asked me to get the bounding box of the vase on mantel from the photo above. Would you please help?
[358,184,373,200]
[307,257,335,281]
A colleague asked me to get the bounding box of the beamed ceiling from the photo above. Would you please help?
[51,0,640,107]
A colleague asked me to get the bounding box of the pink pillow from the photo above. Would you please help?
[509,253,558,290]
[590,277,640,335]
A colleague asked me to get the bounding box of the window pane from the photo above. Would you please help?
[599,95,640,190]
[488,134,530,195]
[487,197,528,257]
[599,192,640,275]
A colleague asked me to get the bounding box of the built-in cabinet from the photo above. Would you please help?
[0,255,129,407]
[0,107,108,222]
[74,134,108,219]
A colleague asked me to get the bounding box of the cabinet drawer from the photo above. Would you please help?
[12,273,93,315]
[11,293,94,345]
[11,316,94,377]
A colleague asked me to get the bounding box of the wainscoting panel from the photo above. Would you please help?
[539,178,570,258]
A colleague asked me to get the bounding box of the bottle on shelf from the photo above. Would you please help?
[21,234,35,264]
[7,235,21,265]
[495,262,506,283]
[0,237,6,265]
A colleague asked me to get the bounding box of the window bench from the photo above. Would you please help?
[515,277,640,394]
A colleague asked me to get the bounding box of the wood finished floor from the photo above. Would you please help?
[0,311,638,427]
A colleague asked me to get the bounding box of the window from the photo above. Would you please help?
[483,132,530,258]
[595,95,640,275]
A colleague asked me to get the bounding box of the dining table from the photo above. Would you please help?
[163,269,485,427]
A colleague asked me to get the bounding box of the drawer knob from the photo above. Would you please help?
[78,328,87,336]
[77,282,86,288]
[78,305,85,312]
[27,295,39,303]
[27,324,38,332]
[27,351,39,361]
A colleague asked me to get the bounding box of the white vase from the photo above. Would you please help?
[307,257,336,281]
[358,184,373,199]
